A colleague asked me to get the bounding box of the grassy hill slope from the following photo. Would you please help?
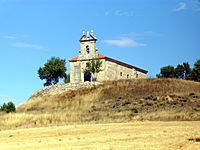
[1,78,200,130]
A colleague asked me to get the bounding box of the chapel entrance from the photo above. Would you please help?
[84,73,91,82]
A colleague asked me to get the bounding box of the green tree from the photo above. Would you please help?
[0,101,16,113]
[175,64,184,79]
[159,65,175,78]
[191,59,200,82]
[183,62,191,80]
[84,59,102,81]
[38,57,67,86]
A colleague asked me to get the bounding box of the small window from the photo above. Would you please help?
[86,62,90,67]
[120,72,123,76]
[136,73,138,78]
[86,45,90,53]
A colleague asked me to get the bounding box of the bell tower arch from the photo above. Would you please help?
[78,30,98,60]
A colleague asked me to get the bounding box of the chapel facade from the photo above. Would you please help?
[69,31,148,83]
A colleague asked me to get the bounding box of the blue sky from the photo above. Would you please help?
[0,0,199,105]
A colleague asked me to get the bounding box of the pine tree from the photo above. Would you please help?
[175,64,184,79]
[183,62,191,80]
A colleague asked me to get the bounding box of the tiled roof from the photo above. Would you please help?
[97,54,106,59]
[68,53,148,74]
[69,54,105,62]
[68,56,78,62]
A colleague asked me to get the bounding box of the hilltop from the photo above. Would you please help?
[1,78,200,129]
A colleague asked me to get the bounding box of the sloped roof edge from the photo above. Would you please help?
[68,54,148,74]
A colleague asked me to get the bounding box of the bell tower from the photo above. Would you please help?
[78,30,98,60]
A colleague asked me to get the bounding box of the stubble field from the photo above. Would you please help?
[0,121,200,150]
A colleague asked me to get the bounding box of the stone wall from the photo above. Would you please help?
[70,58,147,83]
[104,60,135,80]
[69,31,147,83]
[136,71,147,79]
[31,82,102,98]
[70,61,81,83]
[70,60,103,83]
[97,59,147,81]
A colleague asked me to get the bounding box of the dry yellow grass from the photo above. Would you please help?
[1,77,200,149]
[1,110,200,130]
[18,78,200,113]
[1,78,198,130]
[0,121,200,150]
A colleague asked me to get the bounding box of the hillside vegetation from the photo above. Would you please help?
[1,78,200,130]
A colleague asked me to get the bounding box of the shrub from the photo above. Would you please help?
[0,101,16,113]
[131,108,138,113]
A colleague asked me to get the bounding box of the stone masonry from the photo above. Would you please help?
[31,82,101,98]
[69,31,148,83]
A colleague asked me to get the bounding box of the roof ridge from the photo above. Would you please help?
[69,53,148,74]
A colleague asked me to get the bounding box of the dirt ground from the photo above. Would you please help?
[0,121,200,150]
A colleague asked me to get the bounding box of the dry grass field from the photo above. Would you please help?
[0,79,200,149]
[0,121,200,150]
[1,78,200,130]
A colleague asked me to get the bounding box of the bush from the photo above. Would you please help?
[131,108,138,113]
[0,101,16,113]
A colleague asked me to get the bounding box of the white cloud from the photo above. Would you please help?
[1,35,16,39]
[114,10,134,17]
[104,10,134,17]
[172,1,200,12]
[0,94,14,101]
[13,42,44,49]
[173,2,187,12]
[194,0,200,11]
[103,37,146,48]
[197,0,200,5]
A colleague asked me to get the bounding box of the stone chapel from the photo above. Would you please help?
[69,31,148,83]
